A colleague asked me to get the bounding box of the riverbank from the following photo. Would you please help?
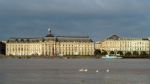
[0,54,150,59]
[0,55,96,59]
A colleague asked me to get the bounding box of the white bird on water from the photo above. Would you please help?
[106,69,110,72]
[79,68,84,72]
[84,69,88,72]
[78,68,88,72]
[96,70,99,73]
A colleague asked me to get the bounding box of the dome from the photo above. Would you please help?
[107,35,120,40]
[45,33,54,37]
[45,28,54,37]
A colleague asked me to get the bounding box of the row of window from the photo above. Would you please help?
[105,41,149,45]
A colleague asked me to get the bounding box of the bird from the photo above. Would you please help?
[96,70,99,73]
[84,69,88,72]
[79,68,84,72]
[106,69,110,72]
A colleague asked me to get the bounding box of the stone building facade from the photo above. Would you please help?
[5,31,94,56]
[95,35,150,55]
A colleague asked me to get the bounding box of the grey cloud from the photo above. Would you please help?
[1,0,150,15]
[0,0,150,40]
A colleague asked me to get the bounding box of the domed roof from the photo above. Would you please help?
[107,35,120,40]
[45,28,54,37]
[45,33,54,37]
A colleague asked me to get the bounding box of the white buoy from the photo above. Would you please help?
[106,69,110,72]
[96,70,99,72]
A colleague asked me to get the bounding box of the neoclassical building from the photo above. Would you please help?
[5,30,94,56]
[95,35,150,55]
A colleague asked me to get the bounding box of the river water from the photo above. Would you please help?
[0,59,150,84]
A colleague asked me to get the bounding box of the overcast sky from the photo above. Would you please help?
[0,0,150,41]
